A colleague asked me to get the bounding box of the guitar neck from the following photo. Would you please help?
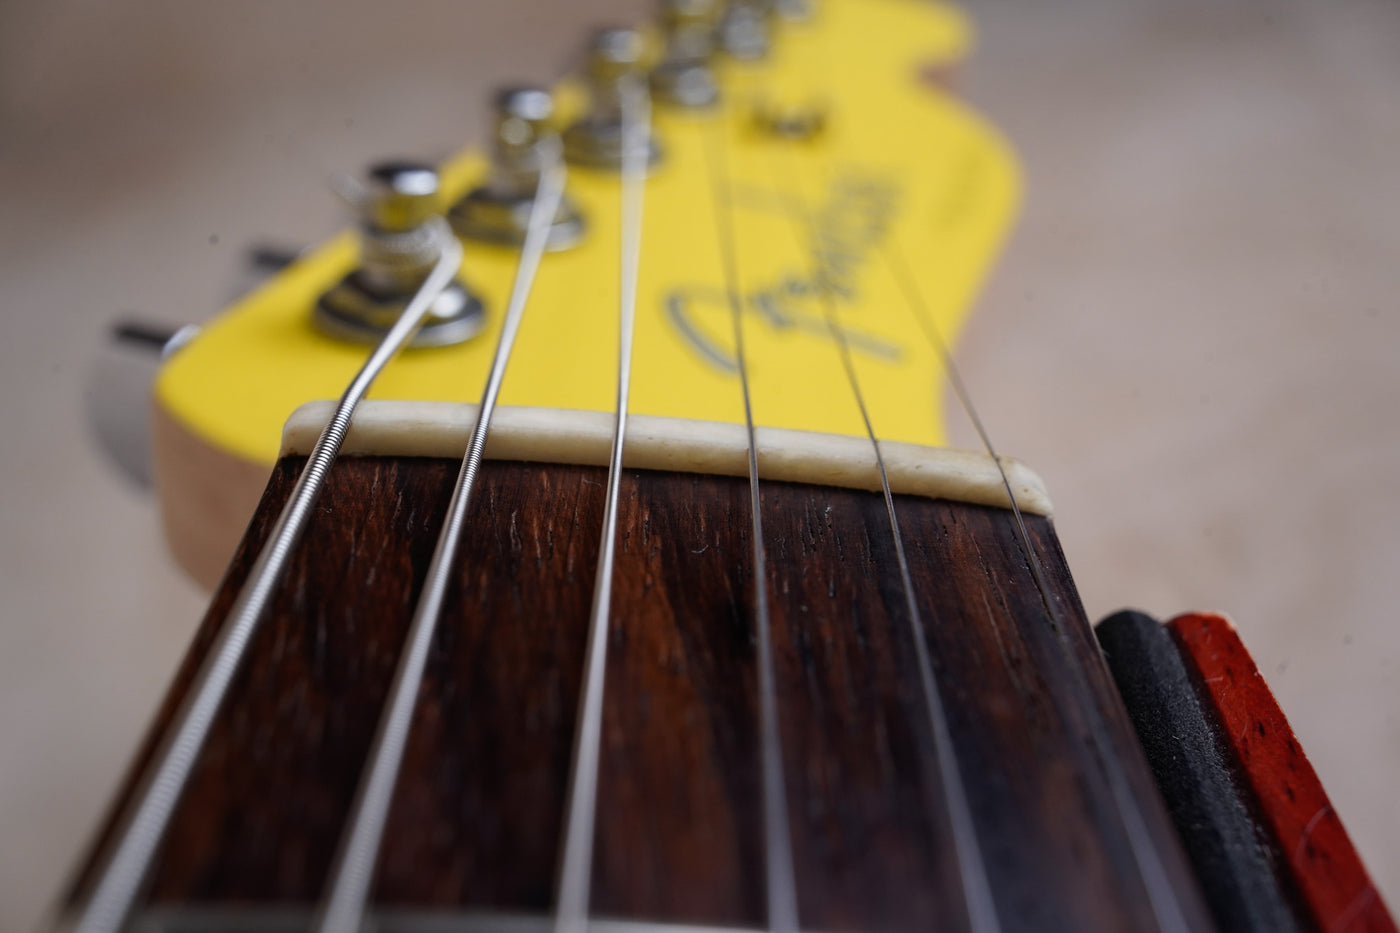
[68,454,1209,930]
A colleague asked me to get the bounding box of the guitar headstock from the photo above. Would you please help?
[152,0,1020,586]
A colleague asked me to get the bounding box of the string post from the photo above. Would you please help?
[774,0,815,23]
[316,160,485,347]
[450,86,586,251]
[752,98,827,141]
[718,0,774,61]
[312,141,568,933]
[565,28,662,171]
[364,161,440,234]
[651,0,722,108]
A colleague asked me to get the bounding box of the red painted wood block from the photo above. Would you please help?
[1169,611,1396,933]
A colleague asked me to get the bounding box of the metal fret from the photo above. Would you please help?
[119,906,776,933]
[554,76,652,933]
[314,145,567,933]
[72,224,463,933]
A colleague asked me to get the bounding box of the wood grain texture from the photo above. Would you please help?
[69,456,1213,932]
[1170,611,1398,933]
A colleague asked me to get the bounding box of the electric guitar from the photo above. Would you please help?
[57,2,1394,931]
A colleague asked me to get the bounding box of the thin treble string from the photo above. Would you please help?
[72,224,463,933]
[767,145,1001,933]
[882,243,1056,609]
[702,116,800,933]
[313,145,567,933]
[884,241,1192,933]
[554,75,652,933]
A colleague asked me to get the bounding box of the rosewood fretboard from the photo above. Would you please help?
[70,457,1212,931]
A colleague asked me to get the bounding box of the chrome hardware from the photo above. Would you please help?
[86,320,201,490]
[651,0,721,108]
[774,0,815,21]
[564,28,662,170]
[450,87,585,250]
[316,162,484,347]
[718,0,772,61]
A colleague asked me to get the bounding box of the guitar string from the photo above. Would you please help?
[767,142,1002,933]
[883,241,1193,933]
[777,9,1190,922]
[72,223,464,933]
[313,144,567,933]
[89,46,1181,933]
[554,75,652,933]
[702,112,801,933]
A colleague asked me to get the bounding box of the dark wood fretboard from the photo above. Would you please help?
[71,456,1212,932]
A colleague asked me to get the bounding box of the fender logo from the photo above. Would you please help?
[665,173,903,373]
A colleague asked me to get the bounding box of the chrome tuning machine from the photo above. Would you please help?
[651,0,722,108]
[718,0,774,61]
[774,0,815,21]
[316,161,484,347]
[450,86,584,251]
[564,28,663,170]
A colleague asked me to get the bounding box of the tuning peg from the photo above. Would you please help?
[718,0,773,60]
[86,319,203,489]
[564,28,663,170]
[651,0,721,107]
[315,160,485,347]
[450,86,584,250]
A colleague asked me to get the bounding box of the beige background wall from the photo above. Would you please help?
[1,0,1396,929]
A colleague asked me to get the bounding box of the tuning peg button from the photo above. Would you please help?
[451,86,584,250]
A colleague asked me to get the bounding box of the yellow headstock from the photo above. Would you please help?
[158,0,1015,462]
[153,0,1019,584]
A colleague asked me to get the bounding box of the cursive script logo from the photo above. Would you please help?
[665,172,903,373]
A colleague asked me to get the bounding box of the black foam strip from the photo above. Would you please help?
[1096,609,1306,933]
